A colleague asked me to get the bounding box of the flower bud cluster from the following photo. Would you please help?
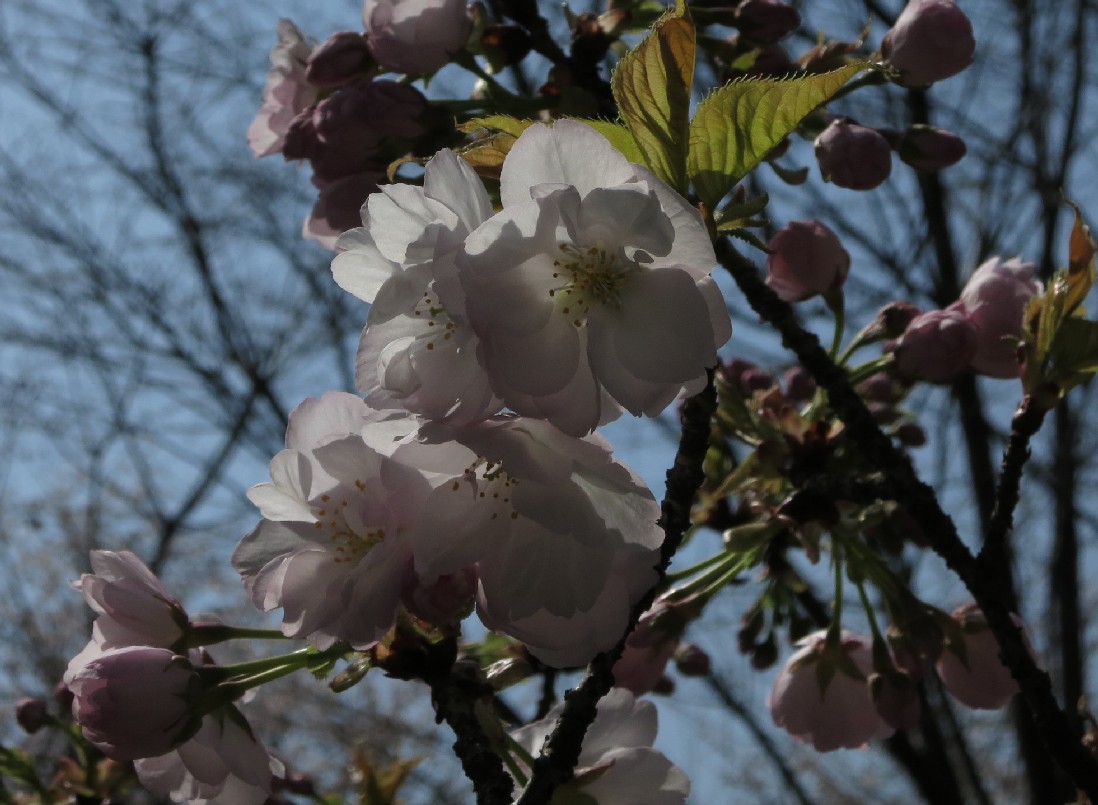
[891,256,1042,382]
[62,551,283,804]
[248,1,473,249]
[769,605,1035,751]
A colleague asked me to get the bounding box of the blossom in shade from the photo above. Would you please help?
[332,149,500,425]
[893,308,978,383]
[412,416,663,638]
[304,170,386,250]
[459,121,732,436]
[768,630,894,751]
[68,647,201,761]
[479,544,658,668]
[936,603,1032,710]
[509,688,690,804]
[248,20,318,158]
[64,550,189,679]
[363,0,472,76]
[815,118,892,191]
[881,0,975,87]
[765,220,851,302]
[232,392,436,649]
[135,707,283,805]
[953,256,1042,378]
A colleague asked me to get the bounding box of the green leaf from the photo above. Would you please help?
[1046,318,1098,390]
[688,62,870,209]
[457,115,536,138]
[576,119,645,164]
[610,0,695,192]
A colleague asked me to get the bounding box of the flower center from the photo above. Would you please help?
[412,287,458,351]
[312,487,386,564]
[446,458,521,522]
[549,242,634,327]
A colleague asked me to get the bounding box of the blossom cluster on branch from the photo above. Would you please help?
[19,0,1098,804]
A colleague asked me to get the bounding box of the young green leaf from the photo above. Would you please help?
[688,62,870,209]
[610,0,695,192]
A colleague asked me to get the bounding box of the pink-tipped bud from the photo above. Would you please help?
[897,125,967,171]
[15,697,50,734]
[306,32,374,88]
[674,643,712,677]
[765,220,851,302]
[69,647,201,761]
[364,0,472,76]
[735,0,801,46]
[881,0,975,87]
[953,256,1042,379]
[768,631,894,751]
[815,118,893,191]
[936,604,1035,710]
[893,309,978,383]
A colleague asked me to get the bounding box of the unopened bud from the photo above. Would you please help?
[306,32,374,88]
[674,643,712,677]
[897,125,967,171]
[881,0,975,87]
[15,697,50,734]
[815,118,892,191]
[735,0,800,46]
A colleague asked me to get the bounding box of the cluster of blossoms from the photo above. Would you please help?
[242,119,731,665]
[248,0,471,246]
[44,0,1077,801]
[768,605,1034,751]
[62,552,283,803]
[764,220,1042,383]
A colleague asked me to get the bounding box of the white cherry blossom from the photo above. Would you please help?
[459,121,731,436]
[333,149,501,426]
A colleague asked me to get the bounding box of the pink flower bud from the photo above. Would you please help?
[248,20,319,158]
[69,647,201,761]
[897,125,967,171]
[306,32,375,88]
[765,220,851,302]
[735,0,801,46]
[364,0,472,76]
[936,604,1034,710]
[783,366,816,401]
[768,631,893,751]
[674,643,712,677]
[815,118,892,191]
[954,256,1042,378]
[893,309,978,383]
[881,0,975,87]
[303,170,386,250]
[15,697,50,734]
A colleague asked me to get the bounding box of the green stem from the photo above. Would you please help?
[827,544,845,643]
[827,291,846,359]
[664,549,737,583]
[184,624,293,648]
[855,577,885,643]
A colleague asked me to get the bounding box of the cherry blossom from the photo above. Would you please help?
[768,631,894,751]
[412,416,663,627]
[64,550,189,679]
[332,149,500,425]
[881,0,975,87]
[459,121,732,436]
[232,392,436,648]
[936,603,1033,710]
[135,707,283,805]
[509,688,689,804]
[363,0,472,76]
